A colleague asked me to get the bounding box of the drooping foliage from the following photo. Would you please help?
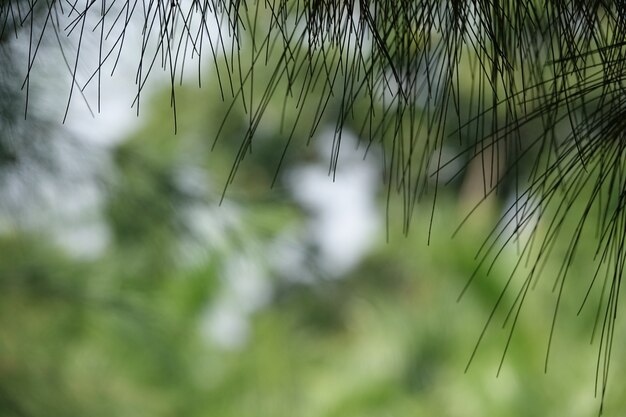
[2,0,626,411]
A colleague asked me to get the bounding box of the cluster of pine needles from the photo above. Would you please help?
[2,0,626,412]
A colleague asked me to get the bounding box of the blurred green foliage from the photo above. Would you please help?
[2,81,625,417]
[1,7,626,417]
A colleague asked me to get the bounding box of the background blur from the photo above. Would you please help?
[1,10,626,417]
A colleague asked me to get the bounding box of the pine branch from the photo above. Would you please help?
[3,0,626,412]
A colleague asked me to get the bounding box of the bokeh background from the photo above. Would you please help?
[1,6,626,416]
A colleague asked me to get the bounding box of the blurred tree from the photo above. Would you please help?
[2,0,626,413]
